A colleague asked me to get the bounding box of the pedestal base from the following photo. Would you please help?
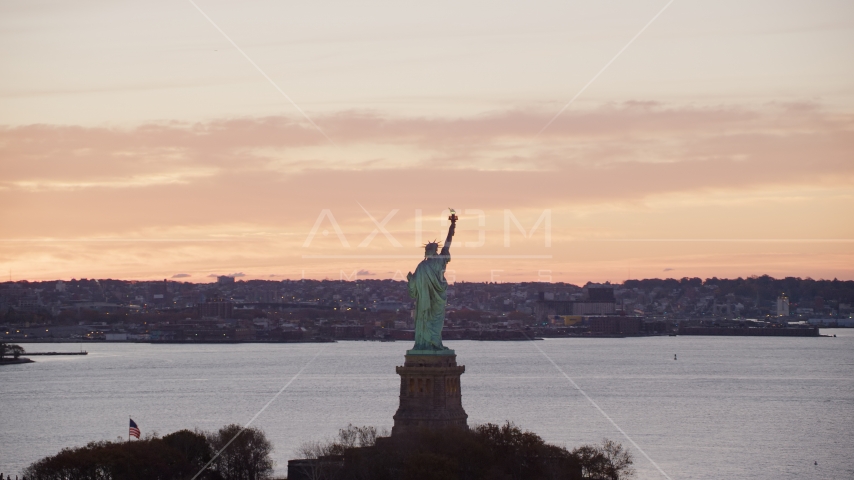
[392,353,468,436]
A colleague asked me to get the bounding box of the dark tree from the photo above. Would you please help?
[162,429,214,474]
[1,343,25,360]
[23,438,195,480]
[207,424,274,480]
[22,425,269,480]
[572,439,634,480]
[292,422,617,480]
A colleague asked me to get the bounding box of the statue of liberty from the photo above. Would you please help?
[407,210,457,353]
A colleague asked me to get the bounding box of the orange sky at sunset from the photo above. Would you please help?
[2,0,853,283]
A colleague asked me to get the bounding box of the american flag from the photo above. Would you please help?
[129,419,140,439]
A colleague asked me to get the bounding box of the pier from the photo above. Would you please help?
[24,351,88,356]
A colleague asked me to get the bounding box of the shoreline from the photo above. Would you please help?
[0,357,35,365]
[7,331,836,345]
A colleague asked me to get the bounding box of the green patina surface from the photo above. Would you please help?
[407,253,451,351]
[405,348,456,356]
[406,212,457,353]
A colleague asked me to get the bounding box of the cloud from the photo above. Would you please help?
[1,102,852,282]
[0,105,850,279]
[171,273,191,278]
[2,102,851,240]
[357,269,375,276]
[207,274,218,277]
[229,272,246,277]
[2,102,851,195]
[663,268,674,272]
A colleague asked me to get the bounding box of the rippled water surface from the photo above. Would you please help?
[2,330,852,479]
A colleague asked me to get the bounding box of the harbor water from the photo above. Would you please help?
[1,330,852,479]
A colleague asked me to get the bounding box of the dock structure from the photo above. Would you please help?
[24,351,88,355]
[678,326,819,336]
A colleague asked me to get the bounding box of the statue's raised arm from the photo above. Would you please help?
[440,209,457,257]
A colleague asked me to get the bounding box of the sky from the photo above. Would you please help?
[1,0,853,284]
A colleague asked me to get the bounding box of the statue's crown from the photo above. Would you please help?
[424,241,440,256]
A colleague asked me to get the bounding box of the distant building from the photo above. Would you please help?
[217,275,235,285]
[197,298,234,318]
[588,287,616,302]
[571,302,616,315]
[149,280,168,305]
[776,295,790,317]
[807,318,854,327]
[589,316,641,335]
[535,288,616,321]
[319,324,367,339]
[234,326,256,341]
[70,301,121,313]
[373,301,409,312]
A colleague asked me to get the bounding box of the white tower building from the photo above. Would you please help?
[776,295,790,317]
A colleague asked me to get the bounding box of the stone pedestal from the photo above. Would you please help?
[391,351,468,435]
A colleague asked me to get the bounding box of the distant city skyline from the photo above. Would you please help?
[1,0,852,283]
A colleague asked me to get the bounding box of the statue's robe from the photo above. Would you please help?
[407,253,450,350]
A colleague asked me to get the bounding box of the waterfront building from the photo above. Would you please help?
[777,295,790,317]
